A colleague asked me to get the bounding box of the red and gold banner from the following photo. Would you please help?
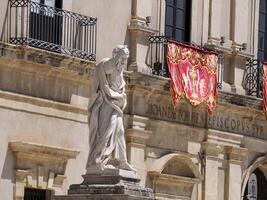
[263,62,267,118]
[166,40,218,113]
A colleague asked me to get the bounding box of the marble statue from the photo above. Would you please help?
[87,45,136,172]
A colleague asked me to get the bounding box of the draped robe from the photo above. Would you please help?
[87,58,127,170]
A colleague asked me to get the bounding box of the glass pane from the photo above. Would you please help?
[258,50,265,61]
[175,29,185,41]
[165,26,173,38]
[260,0,266,13]
[259,13,265,32]
[44,0,55,7]
[248,174,257,199]
[176,0,186,9]
[165,6,173,26]
[176,9,185,29]
[166,0,174,6]
[258,32,265,50]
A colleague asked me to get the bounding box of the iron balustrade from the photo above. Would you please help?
[243,59,263,98]
[149,35,168,77]
[24,188,47,200]
[3,0,97,61]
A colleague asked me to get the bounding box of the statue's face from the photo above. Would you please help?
[121,47,129,59]
[117,47,129,65]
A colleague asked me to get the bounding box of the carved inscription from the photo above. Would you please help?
[145,103,266,139]
[146,103,206,127]
[208,115,264,139]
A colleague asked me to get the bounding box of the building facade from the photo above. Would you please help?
[0,0,267,200]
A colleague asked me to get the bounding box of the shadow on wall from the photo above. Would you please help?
[1,147,15,183]
[0,1,9,42]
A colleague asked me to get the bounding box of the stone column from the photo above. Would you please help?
[201,142,222,200]
[224,146,247,200]
[207,0,222,45]
[128,0,157,73]
[126,115,151,187]
[202,0,210,45]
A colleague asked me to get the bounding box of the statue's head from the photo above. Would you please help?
[112,45,129,61]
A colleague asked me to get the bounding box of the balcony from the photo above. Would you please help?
[148,35,168,77]
[2,0,97,61]
[148,36,263,99]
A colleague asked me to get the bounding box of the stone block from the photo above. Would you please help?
[54,169,154,200]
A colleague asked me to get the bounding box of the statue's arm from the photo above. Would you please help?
[102,59,114,74]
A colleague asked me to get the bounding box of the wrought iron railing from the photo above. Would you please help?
[243,59,263,98]
[148,35,168,77]
[3,0,97,61]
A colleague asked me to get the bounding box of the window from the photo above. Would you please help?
[258,0,267,61]
[243,169,267,200]
[24,188,52,200]
[247,173,257,200]
[165,0,191,42]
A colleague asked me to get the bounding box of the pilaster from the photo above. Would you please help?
[224,146,248,200]
[207,0,222,46]
[201,142,222,200]
[126,115,152,186]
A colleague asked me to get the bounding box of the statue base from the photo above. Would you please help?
[54,168,154,200]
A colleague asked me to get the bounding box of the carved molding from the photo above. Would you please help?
[9,141,79,199]
[224,146,248,162]
[201,142,223,158]
[128,18,158,35]
[9,141,79,161]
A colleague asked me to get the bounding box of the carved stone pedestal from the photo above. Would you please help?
[54,169,154,200]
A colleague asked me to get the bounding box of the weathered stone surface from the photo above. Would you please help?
[124,74,267,140]
[54,169,154,200]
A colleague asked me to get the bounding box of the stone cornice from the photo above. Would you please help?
[9,141,79,161]
[0,90,87,123]
[0,42,95,77]
[206,129,244,147]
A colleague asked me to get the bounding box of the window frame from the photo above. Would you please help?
[164,0,192,42]
[258,0,267,61]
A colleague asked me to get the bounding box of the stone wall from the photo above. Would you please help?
[0,43,94,107]
[0,90,89,200]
